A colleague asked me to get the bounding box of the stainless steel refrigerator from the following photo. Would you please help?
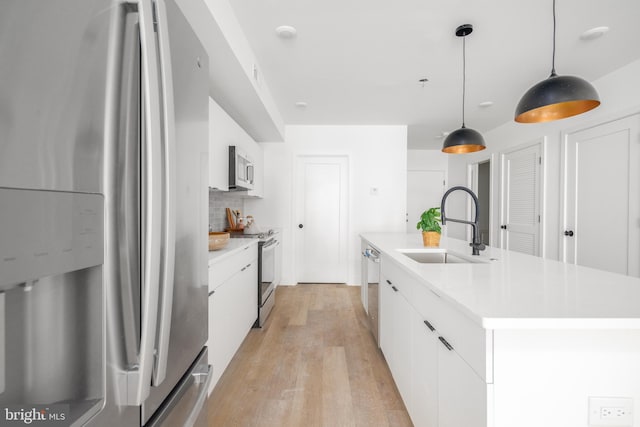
[0,0,211,426]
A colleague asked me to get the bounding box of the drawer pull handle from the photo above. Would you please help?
[246,263,251,268]
[391,285,398,292]
[423,320,435,332]
[386,279,392,285]
[438,336,454,351]
[241,267,246,272]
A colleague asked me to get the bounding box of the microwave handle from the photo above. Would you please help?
[247,164,254,184]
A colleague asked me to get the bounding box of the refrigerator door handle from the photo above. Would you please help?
[122,0,163,407]
[117,5,143,374]
[152,0,177,387]
[183,365,212,427]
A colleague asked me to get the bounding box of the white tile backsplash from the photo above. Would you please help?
[209,190,245,231]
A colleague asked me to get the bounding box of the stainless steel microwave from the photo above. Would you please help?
[229,146,254,191]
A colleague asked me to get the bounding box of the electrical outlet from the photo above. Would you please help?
[589,397,633,426]
[602,407,629,419]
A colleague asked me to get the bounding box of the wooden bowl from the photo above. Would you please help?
[208,232,230,251]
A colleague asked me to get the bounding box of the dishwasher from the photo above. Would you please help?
[362,245,381,345]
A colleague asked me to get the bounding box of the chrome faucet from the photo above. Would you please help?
[440,186,486,255]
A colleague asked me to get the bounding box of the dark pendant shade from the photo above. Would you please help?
[515,73,600,123]
[442,126,486,154]
[442,24,486,154]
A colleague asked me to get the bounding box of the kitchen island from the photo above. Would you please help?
[361,232,640,427]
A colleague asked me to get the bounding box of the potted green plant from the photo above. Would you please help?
[416,207,442,247]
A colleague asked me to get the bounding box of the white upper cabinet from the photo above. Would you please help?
[208,97,228,191]
[209,97,263,197]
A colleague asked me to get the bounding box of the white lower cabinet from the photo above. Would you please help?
[379,272,393,360]
[409,309,439,427]
[438,344,488,427]
[380,254,490,427]
[208,245,258,394]
[379,273,412,405]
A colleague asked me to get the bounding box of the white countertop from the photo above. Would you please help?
[361,232,640,329]
[208,238,259,265]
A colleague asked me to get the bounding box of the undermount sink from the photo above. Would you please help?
[398,250,488,264]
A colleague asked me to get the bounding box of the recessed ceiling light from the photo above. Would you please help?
[580,26,609,41]
[276,25,297,39]
[478,101,494,108]
[295,101,307,108]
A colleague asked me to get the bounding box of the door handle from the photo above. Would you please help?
[298,224,304,229]
[438,336,454,351]
[564,230,574,237]
[153,0,177,388]
[423,320,435,332]
[183,365,213,427]
[124,0,163,407]
[500,225,507,230]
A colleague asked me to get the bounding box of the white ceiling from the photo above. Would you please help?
[227,0,640,149]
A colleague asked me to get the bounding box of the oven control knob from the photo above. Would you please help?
[298,224,304,229]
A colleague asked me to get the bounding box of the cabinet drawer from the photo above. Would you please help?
[380,255,418,302]
[209,243,257,292]
[413,284,493,383]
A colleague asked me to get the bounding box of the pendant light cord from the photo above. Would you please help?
[551,0,557,76]
[462,35,466,127]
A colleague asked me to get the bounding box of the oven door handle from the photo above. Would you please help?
[262,239,279,250]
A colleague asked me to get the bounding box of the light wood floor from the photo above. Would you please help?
[207,284,413,427]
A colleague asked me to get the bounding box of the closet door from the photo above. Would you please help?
[563,114,640,277]
[500,142,542,256]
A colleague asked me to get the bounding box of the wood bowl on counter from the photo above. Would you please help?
[208,232,230,251]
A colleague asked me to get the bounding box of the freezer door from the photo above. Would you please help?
[0,0,112,193]
[146,349,212,427]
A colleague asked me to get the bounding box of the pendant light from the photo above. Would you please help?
[442,24,486,154]
[514,0,600,123]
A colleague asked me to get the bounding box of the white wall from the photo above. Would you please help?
[406,149,449,233]
[446,59,640,260]
[245,125,407,285]
[407,149,448,171]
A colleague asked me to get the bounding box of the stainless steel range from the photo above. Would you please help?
[231,230,280,327]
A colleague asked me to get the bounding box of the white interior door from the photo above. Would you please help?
[407,170,445,233]
[500,142,541,256]
[295,156,348,283]
[563,114,640,277]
